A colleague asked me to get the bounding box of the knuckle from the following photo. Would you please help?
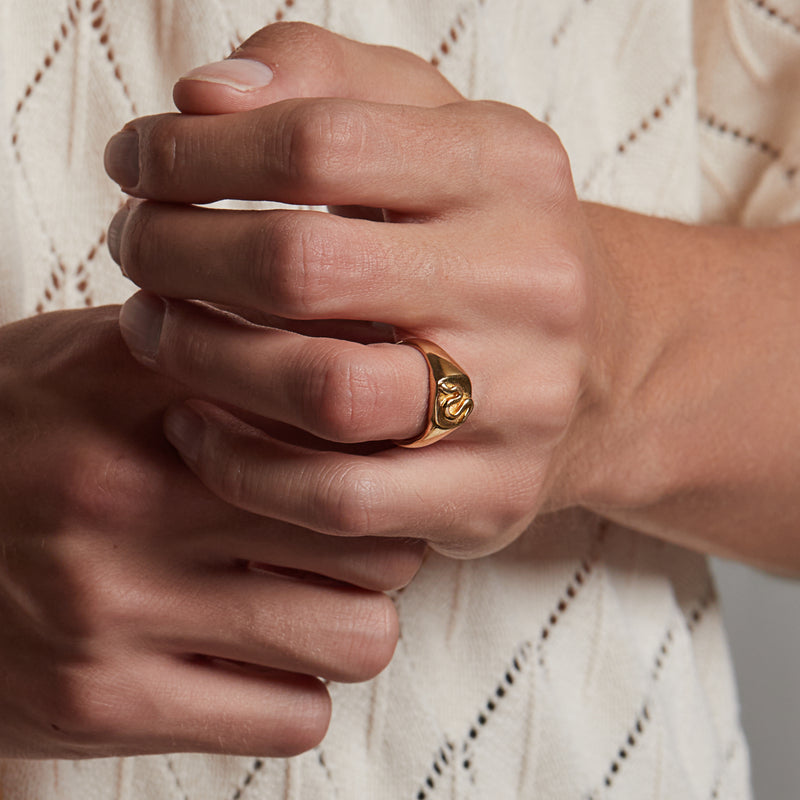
[29,540,97,637]
[382,45,461,103]
[513,110,570,175]
[321,463,386,536]
[529,127,574,203]
[312,350,380,441]
[473,101,529,156]
[279,101,367,187]
[252,21,341,71]
[475,102,573,199]
[251,214,304,313]
[40,541,147,642]
[252,213,332,317]
[475,99,531,129]
[422,480,533,559]
[47,669,127,748]
[68,451,152,529]
[448,102,537,194]
[541,253,590,333]
[532,121,571,170]
[434,522,514,560]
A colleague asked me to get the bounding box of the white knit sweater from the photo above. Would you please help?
[4,0,793,796]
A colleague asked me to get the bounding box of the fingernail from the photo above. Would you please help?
[178,58,274,91]
[164,405,204,465]
[107,204,130,266]
[119,293,165,364]
[107,199,143,272]
[104,129,140,188]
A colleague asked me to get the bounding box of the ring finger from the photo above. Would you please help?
[119,294,434,442]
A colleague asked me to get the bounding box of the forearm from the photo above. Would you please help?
[556,203,800,572]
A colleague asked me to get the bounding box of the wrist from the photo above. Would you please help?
[546,203,702,515]
[548,204,800,568]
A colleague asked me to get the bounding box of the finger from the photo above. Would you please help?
[185,491,425,590]
[103,99,498,209]
[109,203,458,324]
[119,294,432,443]
[152,659,329,756]
[145,487,424,590]
[57,653,331,757]
[204,521,425,592]
[156,567,399,683]
[173,21,461,114]
[163,402,512,557]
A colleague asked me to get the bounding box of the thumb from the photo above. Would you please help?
[173,21,462,115]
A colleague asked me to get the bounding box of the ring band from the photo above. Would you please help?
[394,338,474,448]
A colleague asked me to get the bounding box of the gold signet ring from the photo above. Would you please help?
[394,338,474,448]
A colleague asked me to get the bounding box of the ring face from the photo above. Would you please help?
[435,375,474,429]
[395,339,474,448]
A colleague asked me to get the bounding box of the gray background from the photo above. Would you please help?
[711,559,800,800]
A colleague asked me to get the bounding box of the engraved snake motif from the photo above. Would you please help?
[437,379,474,423]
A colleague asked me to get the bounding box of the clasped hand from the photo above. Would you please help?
[107,22,610,561]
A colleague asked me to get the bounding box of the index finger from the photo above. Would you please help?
[104,99,502,210]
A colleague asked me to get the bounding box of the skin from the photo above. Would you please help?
[105,23,800,574]
[1,17,797,764]
[0,305,424,758]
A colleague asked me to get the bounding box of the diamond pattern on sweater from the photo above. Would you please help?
[11,0,134,312]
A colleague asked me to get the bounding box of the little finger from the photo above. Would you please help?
[46,653,330,757]
[163,402,519,557]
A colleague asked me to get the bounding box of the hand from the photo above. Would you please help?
[0,307,422,758]
[105,24,611,559]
